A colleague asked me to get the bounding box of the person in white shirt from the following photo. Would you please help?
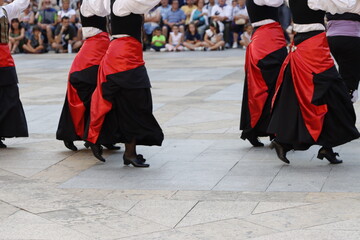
[231,0,248,48]
[165,24,184,51]
[210,0,231,47]
[0,0,29,148]
[57,0,76,24]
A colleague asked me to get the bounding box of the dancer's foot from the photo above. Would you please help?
[317,147,343,164]
[63,141,77,151]
[123,154,149,168]
[247,136,264,147]
[102,144,121,150]
[0,138,6,148]
[270,140,290,164]
[85,142,105,162]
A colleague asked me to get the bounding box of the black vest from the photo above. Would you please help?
[246,0,279,23]
[0,9,9,44]
[327,12,360,22]
[289,0,325,25]
[80,12,107,33]
[110,0,142,42]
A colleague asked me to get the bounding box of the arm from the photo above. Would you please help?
[3,0,30,21]
[254,0,284,7]
[80,0,111,17]
[113,0,160,17]
[204,32,213,46]
[14,28,25,41]
[29,11,35,24]
[308,0,356,14]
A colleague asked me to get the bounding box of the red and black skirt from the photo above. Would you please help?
[56,32,110,142]
[87,36,164,146]
[268,32,360,150]
[0,44,28,138]
[240,22,287,140]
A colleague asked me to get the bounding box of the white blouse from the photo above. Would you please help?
[254,0,284,8]
[308,0,356,15]
[81,0,160,17]
[0,0,29,21]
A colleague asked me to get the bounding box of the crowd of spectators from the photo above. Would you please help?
[3,0,256,54]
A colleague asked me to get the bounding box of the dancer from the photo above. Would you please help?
[326,2,360,103]
[240,0,287,147]
[86,0,164,167]
[0,0,29,148]
[268,0,360,164]
[56,0,120,152]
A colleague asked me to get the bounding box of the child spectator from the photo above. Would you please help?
[151,27,166,52]
[165,25,184,51]
[23,26,45,53]
[231,0,248,48]
[239,23,252,49]
[9,18,25,54]
[202,21,225,51]
[183,23,203,50]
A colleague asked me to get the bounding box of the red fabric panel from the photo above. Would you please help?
[87,37,145,143]
[67,32,110,138]
[0,44,15,67]
[246,22,286,128]
[273,33,335,141]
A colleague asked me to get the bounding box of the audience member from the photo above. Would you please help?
[36,0,58,44]
[210,0,231,47]
[190,0,208,38]
[151,27,166,52]
[23,26,45,53]
[202,21,225,51]
[163,0,186,36]
[9,18,25,54]
[203,0,216,25]
[181,0,197,26]
[52,16,80,53]
[239,23,252,49]
[231,0,248,48]
[57,0,76,24]
[165,25,184,51]
[157,0,171,21]
[183,22,203,50]
[19,4,35,37]
[144,6,161,37]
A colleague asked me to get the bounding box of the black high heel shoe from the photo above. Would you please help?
[102,144,121,150]
[63,141,78,151]
[317,147,343,164]
[247,136,264,147]
[84,142,106,162]
[0,138,6,148]
[270,140,290,164]
[123,155,149,168]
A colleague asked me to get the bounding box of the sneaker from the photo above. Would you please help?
[149,48,155,52]
[160,48,166,52]
[225,43,230,49]
[232,42,238,49]
[195,47,204,51]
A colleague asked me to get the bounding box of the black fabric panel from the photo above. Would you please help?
[246,0,279,23]
[56,96,81,141]
[80,13,107,33]
[0,84,28,137]
[70,65,99,86]
[328,36,360,91]
[289,0,325,25]
[294,31,323,45]
[0,67,18,86]
[327,13,360,22]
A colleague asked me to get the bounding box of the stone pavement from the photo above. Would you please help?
[0,50,359,239]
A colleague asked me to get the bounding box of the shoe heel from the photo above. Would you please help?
[84,142,90,149]
[317,153,324,160]
[123,159,130,166]
[269,142,275,150]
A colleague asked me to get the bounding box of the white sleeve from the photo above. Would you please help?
[113,0,160,17]
[254,0,284,8]
[80,0,110,17]
[3,0,30,21]
[308,0,356,14]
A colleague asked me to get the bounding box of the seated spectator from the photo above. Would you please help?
[162,0,186,37]
[183,23,203,50]
[202,21,225,51]
[52,16,81,53]
[165,25,184,51]
[9,18,25,54]
[144,6,161,40]
[231,0,248,48]
[157,0,171,21]
[57,0,76,24]
[150,27,166,52]
[203,0,216,25]
[19,4,35,37]
[181,0,197,26]
[36,0,58,45]
[190,0,208,38]
[239,23,252,49]
[23,26,45,53]
[210,0,232,48]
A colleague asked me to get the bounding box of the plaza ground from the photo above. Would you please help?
[0,50,359,239]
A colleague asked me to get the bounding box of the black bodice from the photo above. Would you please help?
[80,13,107,33]
[110,0,143,42]
[289,0,325,25]
[327,12,360,22]
[246,0,279,23]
